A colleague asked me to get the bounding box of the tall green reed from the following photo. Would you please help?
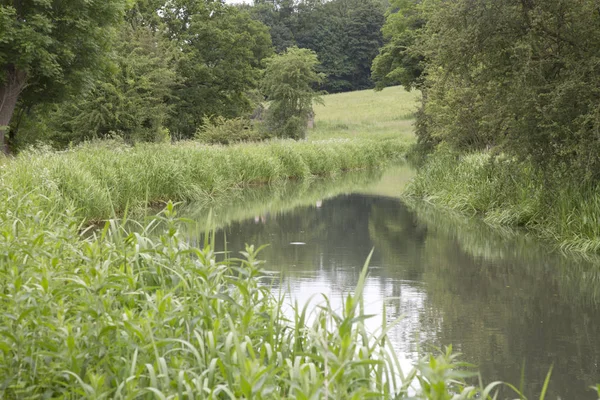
[405,147,600,254]
[2,138,408,222]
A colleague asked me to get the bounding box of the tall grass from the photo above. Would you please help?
[405,148,600,254]
[2,137,408,222]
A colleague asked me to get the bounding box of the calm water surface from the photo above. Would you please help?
[183,166,600,399]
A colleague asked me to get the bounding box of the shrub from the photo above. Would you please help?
[195,116,270,145]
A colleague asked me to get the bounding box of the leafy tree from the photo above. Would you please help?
[0,0,126,153]
[372,0,428,90]
[247,0,386,93]
[296,0,386,92]
[42,23,176,146]
[261,47,323,139]
[247,0,297,53]
[295,3,352,92]
[161,0,273,138]
[345,1,386,90]
[412,0,600,180]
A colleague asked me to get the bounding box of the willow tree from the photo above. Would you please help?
[261,47,323,140]
[0,0,126,153]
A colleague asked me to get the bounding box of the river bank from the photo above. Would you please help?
[1,137,409,222]
[404,149,600,254]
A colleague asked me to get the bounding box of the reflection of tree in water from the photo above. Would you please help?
[179,168,384,235]
[219,195,375,279]
[410,203,600,400]
[368,201,428,282]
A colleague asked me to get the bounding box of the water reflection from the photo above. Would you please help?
[183,168,600,399]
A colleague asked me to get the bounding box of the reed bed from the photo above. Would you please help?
[2,137,408,222]
[405,149,600,254]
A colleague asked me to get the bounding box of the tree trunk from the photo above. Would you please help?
[0,66,27,154]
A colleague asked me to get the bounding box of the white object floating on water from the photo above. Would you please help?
[290,242,306,245]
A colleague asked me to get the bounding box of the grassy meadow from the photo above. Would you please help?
[312,86,419,140]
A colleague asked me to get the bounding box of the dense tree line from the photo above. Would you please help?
[2,0,274,150]
[246,0,387,93]
[374,0,600,181]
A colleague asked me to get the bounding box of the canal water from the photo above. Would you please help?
[182,166,600,399]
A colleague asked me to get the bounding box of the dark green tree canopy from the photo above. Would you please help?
[160,0,273,137]
[10,0,273,147]
[247,0,386,93]
[0,0,127,151]
[372,0,427,90]
[30,22,178,146]
[394,0,600,180]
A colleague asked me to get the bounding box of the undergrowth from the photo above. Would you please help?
[195,117,270,145]
[405,148,600,254]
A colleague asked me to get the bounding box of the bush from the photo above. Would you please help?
[195,116,270,145]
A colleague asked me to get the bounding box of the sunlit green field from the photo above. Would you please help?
[311,85,419,140]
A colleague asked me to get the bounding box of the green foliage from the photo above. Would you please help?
[406,0,600,179]
[246,0,297,53]
[0,0,126,95]
[163,1,273,138]
[294,0,386,92]
[593,384,600,399]
[19,22,177,148]
[0,186,407,397]
[262,47,323,140]
[195,116,270,145]
[5,0,274,149]
[372,0,428,90]
[247,0,386,93]
[0,0,127,150]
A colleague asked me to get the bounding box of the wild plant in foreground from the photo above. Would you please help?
[0,193,434,399]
